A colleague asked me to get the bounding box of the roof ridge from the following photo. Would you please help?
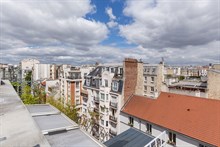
[160,92,220,102]
[121,93,134,111]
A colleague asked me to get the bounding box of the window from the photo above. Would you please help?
[111,68,114,73]
[151,87,154,92]
[106,67,109,71]
[106,121,108,127]
[101,93,105,101]
[105,79,108,87]
[76,82,79,88]
[151,77,154,83]
[146,123,152,134]
[144,68,147,72]
[119,68,123,74]
[106,94,108,101]
[100,106,105,113]
[152,68,156,73]
[112,82,118,91]
[168,132,176,145]
[101,119,104,125]
[129,116,134,126]
[86,79,90,86]
[144,86,147,91]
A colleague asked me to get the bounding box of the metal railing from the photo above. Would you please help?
[144,131,167,147]
[109,115,117,123]
[110,102,118,109]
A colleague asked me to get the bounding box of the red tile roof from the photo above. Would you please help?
[122,92,220,146]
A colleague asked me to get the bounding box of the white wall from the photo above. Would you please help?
[33,64,50,81]
[119,112,213,147]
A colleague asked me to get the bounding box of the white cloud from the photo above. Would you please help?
[105,7,118,28]
[120,0,220,49]
[1,0,108,50]
[105,7,116,20]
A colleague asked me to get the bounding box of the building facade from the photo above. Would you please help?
[81,64,124,142]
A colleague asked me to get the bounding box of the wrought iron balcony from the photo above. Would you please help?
[110,102,118,109]
[109,115,117,123]
[94,107,99,113]
[109,129,117,136]
[94,97,100,103]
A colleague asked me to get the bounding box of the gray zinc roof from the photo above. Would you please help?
[0,80,50,147]
[27,104,103,147]
[104,128,154,147]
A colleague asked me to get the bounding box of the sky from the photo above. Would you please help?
[0,0,220,65]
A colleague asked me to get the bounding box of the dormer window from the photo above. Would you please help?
[112,81,118,91]
[86,79,90,86]
[111,68,114,73]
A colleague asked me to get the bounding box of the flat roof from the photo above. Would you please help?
[45,129,101,147]
[104,128,154,147]
[27,104,103,147]
[0,80,50,147]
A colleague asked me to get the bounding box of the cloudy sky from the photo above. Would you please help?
[0,0,220,65]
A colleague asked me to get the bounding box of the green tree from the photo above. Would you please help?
[21,85,39,104]
[47,97,79,123]
[25,71,32,82]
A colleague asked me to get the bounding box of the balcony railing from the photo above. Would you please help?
[144,131,167,147]
[109,115,117,123]
[109,129,117,136]
[67,75,81,79]
[94,97,100,103]
[110,102,118,109]
[94,107,99,113]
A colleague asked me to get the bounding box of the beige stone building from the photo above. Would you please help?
[207,69,220,100]
[143,63,164,98]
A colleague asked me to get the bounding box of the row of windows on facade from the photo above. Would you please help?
[104,67,123,75]
[144,86,155,92]
[144,76,155,82]
[128,116,209,147]
[86,79,119,91]
[144,67,156,73]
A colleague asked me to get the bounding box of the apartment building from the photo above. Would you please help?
[165,80,208,98]
[81,63,124,142]
[20,59,40,81]
[164,66,181,76]
[32,63,51,81]
[143,63,164,98]
[0,64,19,82]
[60,66,82,106]
[120,92,220,147]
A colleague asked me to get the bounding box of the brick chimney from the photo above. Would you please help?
[122,58,143,105]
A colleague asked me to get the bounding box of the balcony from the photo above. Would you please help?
[109,115,117,123]
[67,75,81,80]
[94,107,99,113]
[110,102,118,109]
[109,129,117,136]
[94,97,100,103]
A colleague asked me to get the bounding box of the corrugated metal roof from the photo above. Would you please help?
[104,128,154,147]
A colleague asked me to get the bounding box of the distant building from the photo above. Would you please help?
[20,59,40,81]
[162,80,208,98]
[120,92,220,147]
[32,63,51,81]
[143,63,164,98]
